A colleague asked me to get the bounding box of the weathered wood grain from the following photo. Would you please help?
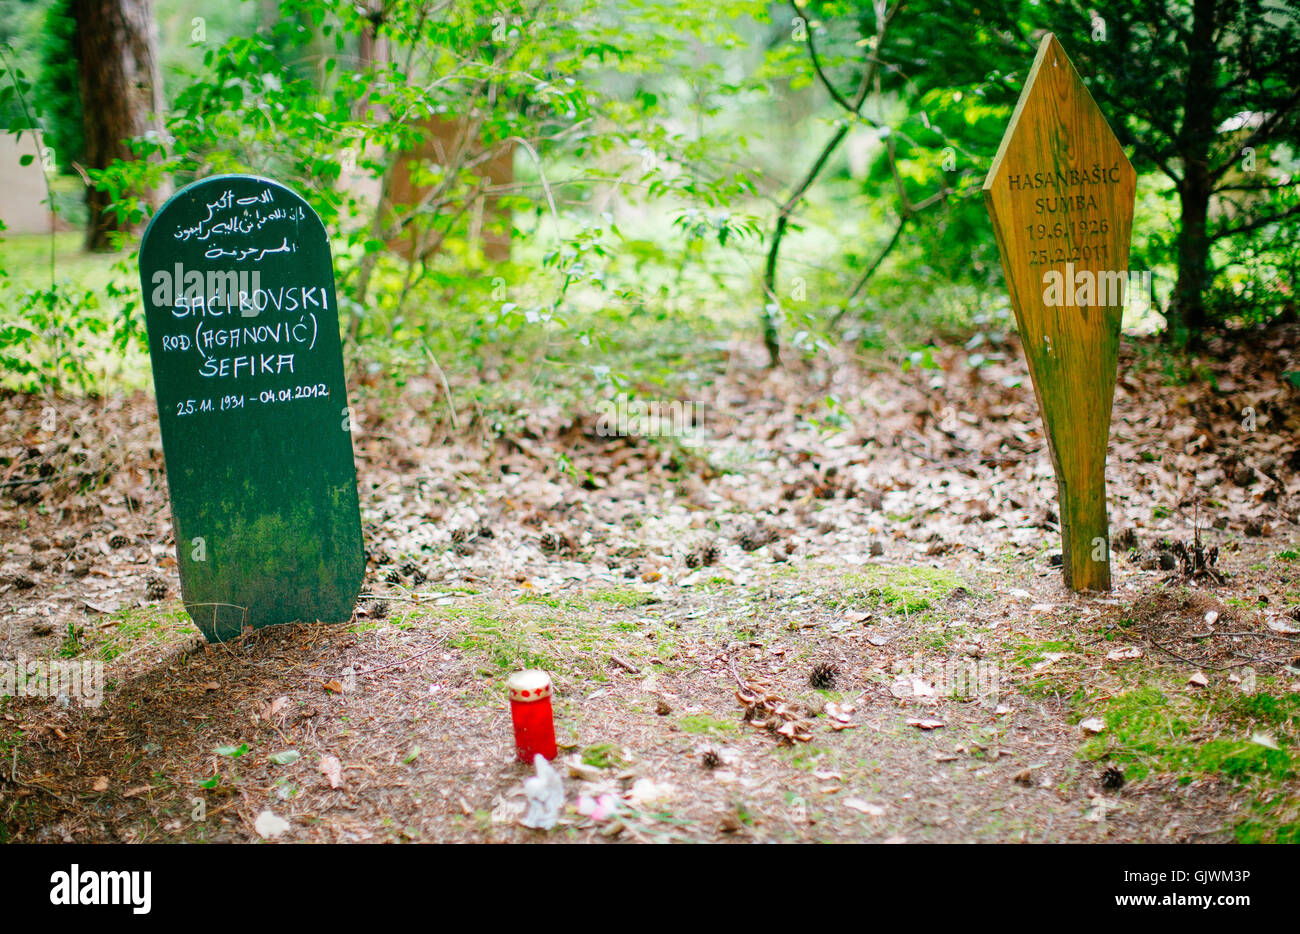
[984,34,1136,591]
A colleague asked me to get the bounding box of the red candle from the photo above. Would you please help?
[507,670,557,762]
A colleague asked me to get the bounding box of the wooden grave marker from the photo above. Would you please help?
[984,34,1136,591]
[139,175,364,641]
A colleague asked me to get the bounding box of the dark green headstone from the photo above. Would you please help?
[139,175,363,642]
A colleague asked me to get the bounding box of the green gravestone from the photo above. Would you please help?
[139,175,364,641]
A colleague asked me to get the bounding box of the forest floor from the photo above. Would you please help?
[1,325,1299,843]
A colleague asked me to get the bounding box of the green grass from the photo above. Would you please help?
[588,587,660,608]
[1073,675,1300,840]
[1010,638,1076,668]
[678,713,738,735]
[0,232,149,392]
[442,608,558,674]
[77,605,194,662]
[580,742,626,769]
[835,565,965,615]
[0,231,120,293]
[1235,794,1300,844]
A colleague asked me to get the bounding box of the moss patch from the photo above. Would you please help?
[835,565,965,615]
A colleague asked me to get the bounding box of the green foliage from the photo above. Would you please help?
[836,565,964,614]
[0,0,47,130]
[36,0,81,173]
[4,0,1299,396]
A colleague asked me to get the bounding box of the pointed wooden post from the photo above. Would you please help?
[984,34,1136,591]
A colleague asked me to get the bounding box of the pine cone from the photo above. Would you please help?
[410,567,428,585]
[454,541,474,557]
[701,543,720,566]
[475,523,495,540]
[685,550,702,569]
[450,527,469,543]
[384,569,402,585]
[369,599,390,620]
[12,574,35,590]
[399,561,419,578]
[701,749,722,770]
[108,533,130,549]
[540,531,572,554]
[809,661,839,690]
[145,576,168,601]
[738,527,771,553]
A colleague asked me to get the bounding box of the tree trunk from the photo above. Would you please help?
[1166,0,1218,343]
[1169,178,1212,342]
[71,0,165,252]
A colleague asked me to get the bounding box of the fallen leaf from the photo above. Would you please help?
[906,717,946,730]
[1251,732,1280,750]
[1080,717,1106,734]
[1032,652,1067,672]
[260,696,290,720]
[1187,671,1209,688]
[844,797,884,816]
[268,750,300,766]
[91,776,109,792]
[626,778,675,809]
[202,681,220,692]
[319,755,343,789]
[322,680,343,693]
[824,701,855,722]
[254,809,290,839]
[1106,646,1143,661]
[566,758,603,782]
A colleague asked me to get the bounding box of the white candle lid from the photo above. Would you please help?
[507,669,552,702]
